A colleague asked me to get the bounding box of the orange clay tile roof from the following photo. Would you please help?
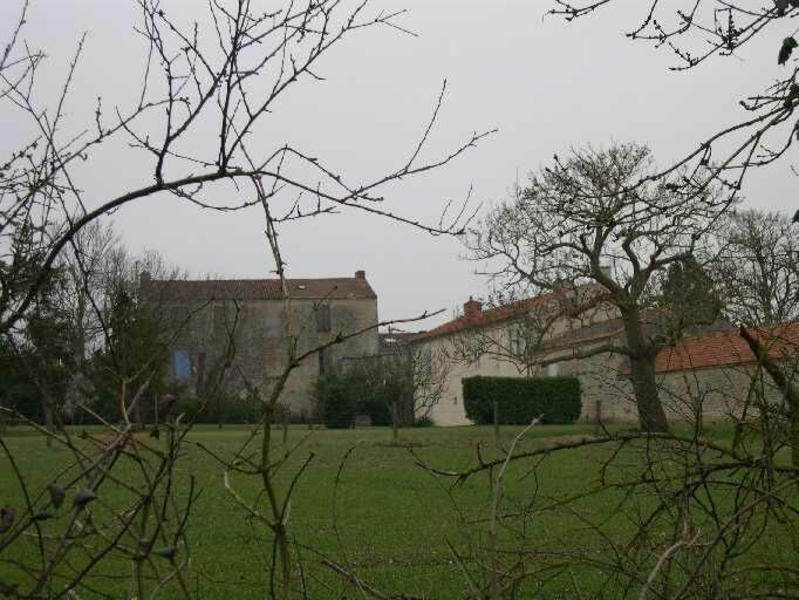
[653,322,799,373]
[413,290,565,341]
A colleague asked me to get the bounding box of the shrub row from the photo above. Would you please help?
[172,395,264,425]
[316,373,395,428]
[462,375,581,425]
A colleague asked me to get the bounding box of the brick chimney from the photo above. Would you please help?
[354,270,365,279]
[463,296,482,319]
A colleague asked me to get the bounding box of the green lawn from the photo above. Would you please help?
[0,423,795,598]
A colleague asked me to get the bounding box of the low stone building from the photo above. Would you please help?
[650,323,799,423]
[143,271,378,417]
[412,290,795,427]
[411,291,632,426]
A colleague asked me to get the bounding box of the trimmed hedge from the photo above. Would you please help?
[462,375,581,425]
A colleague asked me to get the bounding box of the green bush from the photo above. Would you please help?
[316,370,408,428]
[413,414,435,427]
[462,376,581,425]
[358,392,392,426]
[317,374,358,428]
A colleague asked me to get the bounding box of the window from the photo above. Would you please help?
[316,304,331,332]
[172,350,191,380]
[318,347,328,375]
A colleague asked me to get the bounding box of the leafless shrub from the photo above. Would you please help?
[547,1,799,199]
[1,0,491,597]
[413,328,799,598]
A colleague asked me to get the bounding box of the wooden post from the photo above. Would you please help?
[392,398,399,440]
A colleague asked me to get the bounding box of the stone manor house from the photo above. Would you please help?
[144,271,378,417]
[147,272,799,426]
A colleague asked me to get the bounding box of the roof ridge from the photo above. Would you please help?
[152,276,360,282]
[415,289,565,341]
[143,276,376,301]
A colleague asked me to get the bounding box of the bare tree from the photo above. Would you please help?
[715,209,799,326]
[547,1,799,200]
[218,200,438,593]
[408,345,450,422]
[0,0,492,336]
[0,238,208,598]
[702,208,799,468]
[0,1,491,597]
[415,413,799,598]
[328,339,449,431]
[443,290,592,377]
[362,342,449,424]
[468,142,728,432]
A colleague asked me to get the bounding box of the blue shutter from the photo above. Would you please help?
[172,350,191,379]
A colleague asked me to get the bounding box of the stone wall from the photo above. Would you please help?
[421,320,795,427]
[419,331,637,426]
[655,363,792,423]
[163,295,378,416]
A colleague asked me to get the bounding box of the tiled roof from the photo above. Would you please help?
[653,323,799,373]
[414,291,563,341]
[142,276,376,301]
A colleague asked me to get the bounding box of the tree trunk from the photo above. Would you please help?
[133,395,143,431]
[42,399,55,448]
[621,309,669,432]
[739,326,799,469]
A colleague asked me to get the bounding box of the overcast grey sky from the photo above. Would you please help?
[2,1,793,329]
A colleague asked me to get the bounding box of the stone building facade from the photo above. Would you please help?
[412,291,798,427]
[411,292,633,426]
[144,271,378,417]
[650,324,799,423]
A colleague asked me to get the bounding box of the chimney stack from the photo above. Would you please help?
[354,270,365,280]
[463,296,482,319]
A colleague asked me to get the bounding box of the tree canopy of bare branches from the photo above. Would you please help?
[715,209,799,326]
[0,1,492,597]
[468,142,728,432]
[0,0,493,337]
[547,1,799,199]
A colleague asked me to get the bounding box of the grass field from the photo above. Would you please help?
[0,423,795,598]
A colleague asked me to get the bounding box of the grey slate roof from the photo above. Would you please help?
[143,277,376,301]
